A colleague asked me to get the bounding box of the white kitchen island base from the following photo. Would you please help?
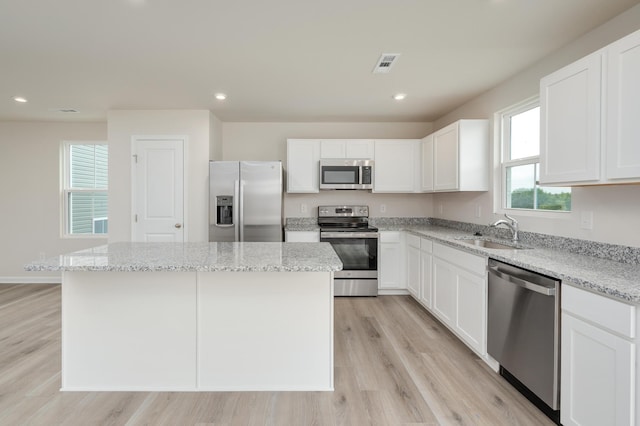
[62,270,334,392]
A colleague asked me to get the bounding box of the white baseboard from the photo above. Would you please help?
[0,276,61,284]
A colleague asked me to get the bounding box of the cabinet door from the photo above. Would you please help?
[319,140,346,158]
[406,244,420,298]
[287,140,320,193]
[373,140,420,192]
[432,257,456,326]
[419,250,432,309]
[433,123,459,191]
[606,30,640,180]
[561,313,634,426]
[379,242,404,289]
[345,140,374,159]
[285,231,319,242]
[455,268,486,355]
[421,134,434,192]
[540,52,602,184]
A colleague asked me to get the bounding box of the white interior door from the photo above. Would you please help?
[132,137,185,242]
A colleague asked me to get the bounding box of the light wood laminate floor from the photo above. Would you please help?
[0,284,553,425]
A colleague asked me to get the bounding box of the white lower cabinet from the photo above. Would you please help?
[406,234,433,307]
[406,234,421,298]
[405,235,487,358]
[561,284,636,426]
[418,239,432,309]
[432,257,457,324]
[378,231,405,292]
[285,230,319,242]
[431,242,487,356]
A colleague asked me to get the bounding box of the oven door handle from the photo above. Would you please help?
[321,232,379,239]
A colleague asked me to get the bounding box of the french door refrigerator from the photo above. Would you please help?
[209,161,283,242]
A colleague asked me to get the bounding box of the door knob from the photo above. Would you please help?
[175,223,182,228]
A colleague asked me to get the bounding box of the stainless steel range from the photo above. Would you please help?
[318,205,378,296]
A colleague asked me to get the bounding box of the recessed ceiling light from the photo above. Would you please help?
[393,93,407,101]
[214,93,227,101]
[13,96,28,103]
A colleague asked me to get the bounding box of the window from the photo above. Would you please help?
[499,99,571,212]
[63,143,108,235]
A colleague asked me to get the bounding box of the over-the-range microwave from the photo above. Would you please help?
[319,159,373,190]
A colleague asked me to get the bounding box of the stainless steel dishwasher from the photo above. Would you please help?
[487,259,561,424]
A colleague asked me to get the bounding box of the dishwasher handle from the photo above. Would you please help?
[489,266,556,296]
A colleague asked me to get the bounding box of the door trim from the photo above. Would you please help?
[131,135,188,242]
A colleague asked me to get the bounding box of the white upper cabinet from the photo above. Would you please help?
[540,52,603,184]
[421,134,434,192]
[433,124,459,191]
[286,139,320,193]
[540,29,640,186]
[606,30,640,180]
[319,139,374,159]
[432,120,489,192]
[373,139,421,193]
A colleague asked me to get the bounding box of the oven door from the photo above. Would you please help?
[320,232,378,278]
[320,165,362,189]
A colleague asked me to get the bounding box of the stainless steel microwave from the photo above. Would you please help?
[319,159,374,190]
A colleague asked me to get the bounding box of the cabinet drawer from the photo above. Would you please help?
[380,231,401,243]
[420,238,433,253]
[562,284,635,338]
[433,242,486,276]
[405,233,420,248]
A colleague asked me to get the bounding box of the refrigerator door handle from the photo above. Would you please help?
[234,179,240,241]
[238,180,244,241]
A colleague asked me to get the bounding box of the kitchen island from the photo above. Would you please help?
[26,242,342,392]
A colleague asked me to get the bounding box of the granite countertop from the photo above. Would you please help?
[285,216,640,303]
[25,242,343,273]
[396,224,640,304]
[284,218,319,231]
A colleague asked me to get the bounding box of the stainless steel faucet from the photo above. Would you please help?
[490,214,519,242]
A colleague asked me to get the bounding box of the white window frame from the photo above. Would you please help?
[62,141,109,238]
[493,96,570,218]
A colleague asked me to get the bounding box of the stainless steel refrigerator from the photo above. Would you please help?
[209,161,283,242]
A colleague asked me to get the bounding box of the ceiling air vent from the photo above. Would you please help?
[372,53,400,74]
[58,109,79,113]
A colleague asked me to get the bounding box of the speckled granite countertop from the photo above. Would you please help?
[25,242,343,273]
[285,216,640,303]
[284,218,319,231]
[397,224,640,304]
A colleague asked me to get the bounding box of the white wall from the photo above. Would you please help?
[209,112,223,160]
[0,121,107,281]
[221,122,435,218]
[430,4,640,248]
[107,110,211,243]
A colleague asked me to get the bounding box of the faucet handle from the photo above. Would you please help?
[504,213,517,224]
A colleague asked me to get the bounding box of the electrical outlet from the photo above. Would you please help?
[438,204,444,215]
[475,204,482,218]
[380,204,386,213]
[300,203,307,214]
[580,211,593,230]
[39,252,46,261]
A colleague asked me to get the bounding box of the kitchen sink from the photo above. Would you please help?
[457,238,526,250]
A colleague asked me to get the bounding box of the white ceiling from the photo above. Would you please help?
[1,0,638,123]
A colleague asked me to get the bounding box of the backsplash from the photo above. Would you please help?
[429,218,640,266]
[369,217,431,228]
